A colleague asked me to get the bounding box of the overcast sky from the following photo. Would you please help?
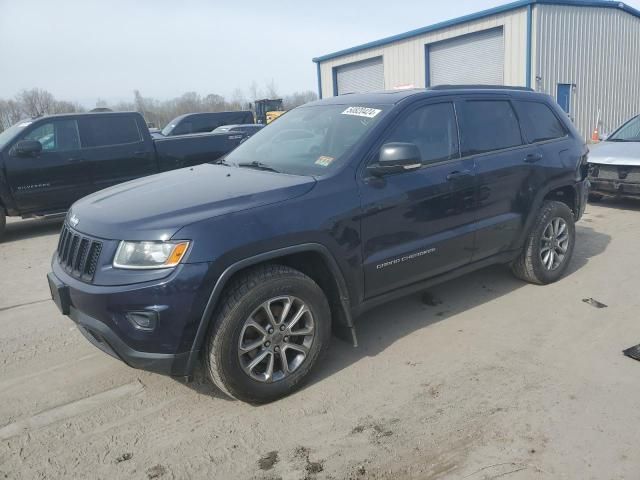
[2,0,639,107]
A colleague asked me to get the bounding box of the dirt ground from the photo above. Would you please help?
[1,199,640,480]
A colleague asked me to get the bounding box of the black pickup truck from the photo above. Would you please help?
[0,111,247,240]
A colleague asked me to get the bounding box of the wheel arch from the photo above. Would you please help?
[185,243,353,375]
[517,181,579,249]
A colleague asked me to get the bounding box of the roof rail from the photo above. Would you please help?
[429,84,534,92]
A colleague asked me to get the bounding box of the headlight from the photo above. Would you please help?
[113,240,190,269]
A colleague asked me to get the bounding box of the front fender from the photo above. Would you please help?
[183,243,352,375]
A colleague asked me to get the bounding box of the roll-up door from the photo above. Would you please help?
[428,28,504,86]
[335,57,384,95]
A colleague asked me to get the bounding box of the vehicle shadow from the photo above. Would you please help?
[2,218,63,244]
[177,225,610,401]
[308,224,611,389]
[589,196,640,212]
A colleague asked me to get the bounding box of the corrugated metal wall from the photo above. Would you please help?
[318,8,528,98]
[534,5,640,139]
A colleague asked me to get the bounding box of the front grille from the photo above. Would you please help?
[592,164,640,182]
[57,225,103,282]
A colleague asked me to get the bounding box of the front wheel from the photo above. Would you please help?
[512,201,576,285]
[206,264,331,403]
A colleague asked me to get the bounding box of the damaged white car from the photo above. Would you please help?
[588,114,640,200]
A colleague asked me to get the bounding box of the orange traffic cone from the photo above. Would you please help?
[591,127,599,143]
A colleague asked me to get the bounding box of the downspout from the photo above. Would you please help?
[526,3,533,89]
[316,62,323,100]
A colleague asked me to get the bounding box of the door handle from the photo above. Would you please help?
[525,153,543,163]
[133,151,148,157]
[67,157,85,164]
[446,170,473,182]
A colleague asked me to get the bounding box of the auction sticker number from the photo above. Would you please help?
[341,107,381,118]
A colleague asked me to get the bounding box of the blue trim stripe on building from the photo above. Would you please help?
[424,44,431,88]
[311,0,640,64]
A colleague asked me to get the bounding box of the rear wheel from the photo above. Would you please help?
[206,264,331,403]
[512,201,575,285]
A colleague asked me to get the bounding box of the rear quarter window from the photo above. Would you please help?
[513,101,568,143]
[458,100,523,156]
[80,115,142,147]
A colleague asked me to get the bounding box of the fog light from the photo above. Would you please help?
[126,311,158,331]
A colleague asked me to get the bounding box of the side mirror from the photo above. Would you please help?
[14,140,43,157]
[367,142,422,176]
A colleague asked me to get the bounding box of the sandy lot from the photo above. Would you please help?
[1,200,639,480]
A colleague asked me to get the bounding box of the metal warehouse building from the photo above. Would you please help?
[312,0,640,139]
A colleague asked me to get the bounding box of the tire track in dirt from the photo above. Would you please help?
[0,353,98,392]
[0,381,144,441]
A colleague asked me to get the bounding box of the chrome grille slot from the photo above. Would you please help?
[56,225,103,282]
[595,165,640,181]
[596,165,618,180]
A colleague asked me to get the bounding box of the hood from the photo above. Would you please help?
[588,141,640,166]
[70,164,316,240]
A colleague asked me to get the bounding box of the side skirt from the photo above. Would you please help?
[352,250,519,317]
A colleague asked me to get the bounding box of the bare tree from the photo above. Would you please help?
[248,81,261,102]
[203,94,226,112]
[264,79,279,99]
[19,88,56,117]
[229,88,246,110]
[0,88,86,132]
[0,99,24,130]
[283,90,318,110]
[0,85,318,133]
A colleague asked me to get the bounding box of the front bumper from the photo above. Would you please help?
[589,177,640,198]
[48,259,213,377]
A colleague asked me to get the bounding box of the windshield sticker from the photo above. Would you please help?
[18,122,32,127]
[341,107,381,119]
[315,156,335,167]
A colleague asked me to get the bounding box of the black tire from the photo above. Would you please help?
[511,201,576,285]
[206,264,331,403]
[0,208,5,243]
[589,193,604,202]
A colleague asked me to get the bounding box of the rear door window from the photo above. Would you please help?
[514,101,567,143]
[80,115,142,147]
[458,100,523,156]
[191,116,214,133]
[23,119,80,152]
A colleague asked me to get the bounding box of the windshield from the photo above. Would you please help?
[0,120,33,149]
[225,104,388,176]
[608,115,640,142]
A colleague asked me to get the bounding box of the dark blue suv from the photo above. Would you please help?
[48,87,589,403]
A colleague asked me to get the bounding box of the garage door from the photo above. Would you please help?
[335,57,384,95]
[428,28,504,86]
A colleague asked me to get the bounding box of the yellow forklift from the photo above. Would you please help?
[254,99,284,124]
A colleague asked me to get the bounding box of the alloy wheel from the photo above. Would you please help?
[238,296,315,383]
[540,217,570,271]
